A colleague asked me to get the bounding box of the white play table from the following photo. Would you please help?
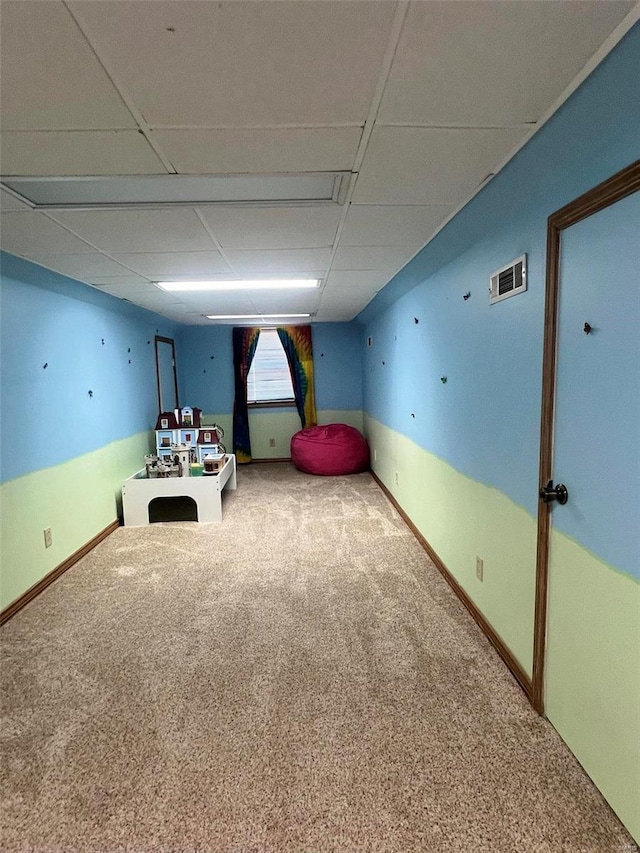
[122,454,237,526]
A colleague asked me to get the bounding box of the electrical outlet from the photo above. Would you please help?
[269,438,276,447]
[395,471,399,486]
[476,556,484,582]
[44,528,53,549]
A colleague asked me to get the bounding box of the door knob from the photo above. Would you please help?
[539,480,569,505]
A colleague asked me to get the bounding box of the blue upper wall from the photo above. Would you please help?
[1,249,362,486]
[359,24,640,325]
[360,23,640,576]
[177,322,362,413]
[0,253,177,483]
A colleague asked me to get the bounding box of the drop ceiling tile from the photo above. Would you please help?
[324,270,393,293]
[0,189,31,212]
[111,252,232,278]
[200,207,341,250]
[174,290,252,313]
[175,292,255,312]
[250,292,321,314]
[332,245,417,272]
[353,126,526,205]
[315,305,363,322]
[70,1,396,126]
[154,128,361,174]
[320,287,372,305]
[379,1,634,126]
[0,132,166,176]
[93,282,158,295]
[0,2,136,130]
[224,249,332,274]
[50,209,215,254]
[29,253,134,280]
[0,212,95,255]
[123,291,183,309]
[341,205,453,247]
[89,275,151,287]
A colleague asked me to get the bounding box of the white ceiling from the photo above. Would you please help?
[0,0,637,325]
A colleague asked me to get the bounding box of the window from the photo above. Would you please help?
[247,329,294,404]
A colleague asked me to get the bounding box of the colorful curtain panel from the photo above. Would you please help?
[277,325,317,429]
[232,326,260,463]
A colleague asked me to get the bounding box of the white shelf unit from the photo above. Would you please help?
[122,454,237,526]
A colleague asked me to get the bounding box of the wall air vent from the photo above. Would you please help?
[489,254,527,304]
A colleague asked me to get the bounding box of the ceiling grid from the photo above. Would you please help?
[1,0,638,323]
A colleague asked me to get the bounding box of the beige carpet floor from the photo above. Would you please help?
[0,463,633,852]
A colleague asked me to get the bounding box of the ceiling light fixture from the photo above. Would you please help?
[0,174,350,209]
[156,279,319,292]
[205,313,311,321]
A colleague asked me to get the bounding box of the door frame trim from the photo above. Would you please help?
[532,160,640,713]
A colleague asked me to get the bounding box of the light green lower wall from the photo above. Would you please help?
[0,431,153,610]
[365,414,639,841]
[545,532,640,842]
[204,409,363,460]
[364,415,537,676]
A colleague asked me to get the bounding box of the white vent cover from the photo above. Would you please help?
[489,255,527,304]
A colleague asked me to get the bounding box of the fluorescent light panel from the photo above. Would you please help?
[205,314,311,320]
[157,279,319,292]
[1,174,346,209]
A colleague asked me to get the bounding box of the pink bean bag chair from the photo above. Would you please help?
[291,423,370,476]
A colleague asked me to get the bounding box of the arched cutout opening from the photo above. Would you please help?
[148,495,198,523]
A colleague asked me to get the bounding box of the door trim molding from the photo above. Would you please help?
[532,160,640,713]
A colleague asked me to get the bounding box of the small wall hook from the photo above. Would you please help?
[463,291,471,301]
[440,376,448,384]
[583,322,593,335]
[88,390,94,398]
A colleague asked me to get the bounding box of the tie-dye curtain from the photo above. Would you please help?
[232,326,260,463]
[277,325,317,428]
